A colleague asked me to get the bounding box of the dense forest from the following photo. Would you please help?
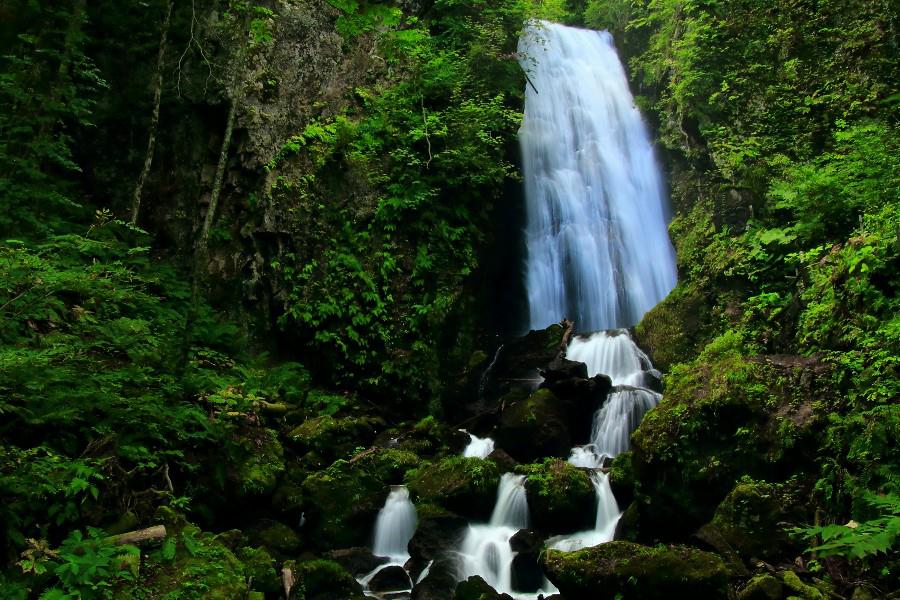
[0,0,897,599]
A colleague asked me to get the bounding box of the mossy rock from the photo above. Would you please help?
[737,574,783,600]
[301,458,390,549]
[697,478,797,563]
[135,523,246,599]
[248,519,301,556]
[238,546,281,594]
[353,447,421,484]
[629,332,822,538]
[607,451,637,508]
[392,415,469,457]
[294,559,365,600]
[232,428,285,497]
[634,283,715,371]
[493,388,573,462]
[517,459,595,533]
[778,571,826,600]
[540,541,729,600]
[408,456,500,520]
[288,414,386,465]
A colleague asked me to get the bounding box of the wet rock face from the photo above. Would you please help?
[293,559,365,600]
[509,529,545,593]
[369,565,413,592]
[453,575,514,600]
[407,505,469,582]
[493,388,573,462]
[411,556,461,600]
[324,547,388,578]
[541,541,729,600]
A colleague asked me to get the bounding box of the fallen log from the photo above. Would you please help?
[107,525,167,546]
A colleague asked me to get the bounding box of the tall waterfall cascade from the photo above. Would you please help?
[518,21,676,333]
[452,20,677,598]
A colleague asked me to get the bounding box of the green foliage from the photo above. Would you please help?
[22,528,139,599]
[796,493,900,561]
[0,1,108,236]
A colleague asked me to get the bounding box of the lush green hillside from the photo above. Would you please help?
[0,0,897,598]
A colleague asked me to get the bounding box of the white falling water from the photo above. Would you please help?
[462,432,496,459]
[518,21,676,333]
[373,486,418,561]
[360,486,417,594]
[567,329,650,384]
[548,471,619,551]
[458,474,535,595]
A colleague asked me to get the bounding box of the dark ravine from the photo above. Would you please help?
[0,0,897,599]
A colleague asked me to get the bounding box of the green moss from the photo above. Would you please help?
[541,541,729,600]
[237,546,280,593]
[517,459,595,532]
[408,456,500,519]
[252,520,301,555]
[288,415,385,463]
[301,457,393,549]
[235,428,285,497]
[737,574,783,600]
[295,559,364,600]
[779,571,825,600]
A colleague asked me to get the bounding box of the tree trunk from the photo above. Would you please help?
[131,0,174,224]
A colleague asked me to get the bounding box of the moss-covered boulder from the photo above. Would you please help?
[634,284,716,371]
[301,458,390,549]
[136,518,246,599]
[696,478,798,564]
[293,559,365,600]
[737,574,783,600]
[247,519,301,556]
[494,388,573,462]
[230,427,285,497]
[408,457,500,520]
[778,570,828,600]
[379,416,469,458]
[517,459,596,533]
[540,541,729,600]
[288,414,386,466]
[630,332,824,538]
[237,546,281,594]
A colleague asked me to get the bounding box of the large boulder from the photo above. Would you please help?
[493,389,573,462]
[629,333,825,539]
[369,565,413,592]
[411,555,461,600]
[540,541,729,600]
[292,559,365,600]
[408,457,500,520]
[301,458,390,549]
[324,546,388,577]
[518,459,596,533]
[287,414,386,466]
[247,519,301,556]
[408,504,469,581]
[694,478,800,566]
[509,529,544,593]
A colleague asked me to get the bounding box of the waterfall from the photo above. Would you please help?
[457,474,546,595]
[373,486,418,561]
[462,432,496,459]
[450,20,677,596]
[518,21,676,333]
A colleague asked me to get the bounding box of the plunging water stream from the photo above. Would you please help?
[452,20,676,594]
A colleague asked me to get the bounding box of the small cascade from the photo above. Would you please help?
[462,432,496,459]
[566,330,650,383]
[457,474,554,597]
[548,471,619,551]
[359,486,417,597]
[373,486,418,561]
[589,387,660,459]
